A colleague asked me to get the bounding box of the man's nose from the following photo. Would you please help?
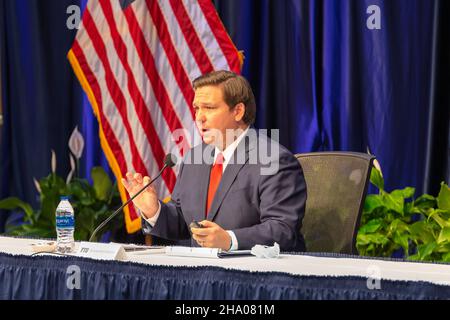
[195,109,206,122]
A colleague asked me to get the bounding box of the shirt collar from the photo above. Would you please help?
[214,126,250,167]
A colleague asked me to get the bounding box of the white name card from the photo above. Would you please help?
[165,246,253,258]
[165,246,221,258]
[75,242,127,261]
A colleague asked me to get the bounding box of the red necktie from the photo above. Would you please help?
[206,153,224,216]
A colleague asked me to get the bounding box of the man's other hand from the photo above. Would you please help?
[191,220,232,251]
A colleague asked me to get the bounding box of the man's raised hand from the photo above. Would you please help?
[121,172,159,219]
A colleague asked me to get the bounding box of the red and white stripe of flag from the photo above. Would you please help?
[68,0,242,233]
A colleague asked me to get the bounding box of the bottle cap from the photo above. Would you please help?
[60,195,70,201]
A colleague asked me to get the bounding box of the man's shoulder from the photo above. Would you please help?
[237,129,300,177]
[180,129,298,167]
[249,130,298,161]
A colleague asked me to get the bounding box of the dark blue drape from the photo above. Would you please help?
[0,0,110,231]
[0,0,83,231]
[1,0,449,232]
[214,0,449,197]
[0,252,449,299]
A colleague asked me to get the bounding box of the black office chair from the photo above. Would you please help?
[295,152,375,254]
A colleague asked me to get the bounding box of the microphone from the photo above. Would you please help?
[88,153,178,242]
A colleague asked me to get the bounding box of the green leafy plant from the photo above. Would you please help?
[357,162,450,262]
[0,127,124,242]
[0,169,124,242]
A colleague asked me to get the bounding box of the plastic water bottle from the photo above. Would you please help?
[56,196,75,253]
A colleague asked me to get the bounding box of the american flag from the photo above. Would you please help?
[68,0,242,233]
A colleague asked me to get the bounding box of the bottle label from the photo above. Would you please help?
[56,216,74,228]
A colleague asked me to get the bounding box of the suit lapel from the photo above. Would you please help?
[207,133,257,222]
[196,144,214,222]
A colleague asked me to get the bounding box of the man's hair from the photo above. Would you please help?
[192,70,256,125]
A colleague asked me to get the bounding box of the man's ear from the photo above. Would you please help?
[233,102,245,122]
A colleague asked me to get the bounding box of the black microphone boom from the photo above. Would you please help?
[88,153,177,242]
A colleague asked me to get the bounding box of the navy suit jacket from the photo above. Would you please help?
[142,131,307,251]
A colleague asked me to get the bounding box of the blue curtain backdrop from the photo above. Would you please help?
[214,0,449,195]
[1,0,449,233]
[0,0,109,231]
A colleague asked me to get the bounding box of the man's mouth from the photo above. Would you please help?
[197,124,214,138]
[200,128,216,141]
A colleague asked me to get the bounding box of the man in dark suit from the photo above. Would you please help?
[122,70,306,251]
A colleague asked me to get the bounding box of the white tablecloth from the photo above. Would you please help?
[1,236,449,286]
